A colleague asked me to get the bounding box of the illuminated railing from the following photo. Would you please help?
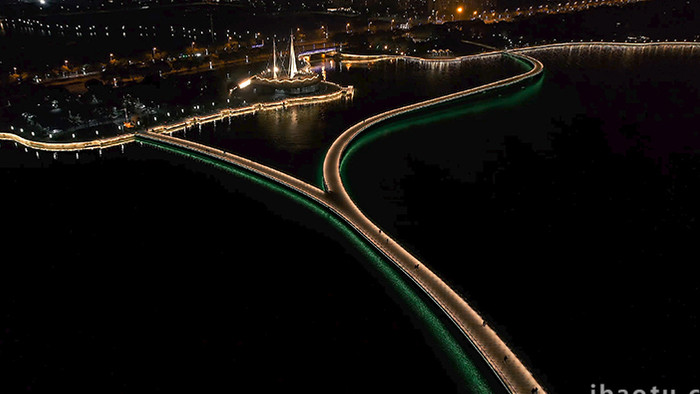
[4,41,697,154]
[339,41,700,69]
[1,85,353,153]
[511,40,700,52]
[297,47,339,58]
[147,82,353,136]
[251,74,322,84]
[0,132,134,152]
[145,50,545,394]
[339,51,504,65]
[323,51,545,394]
[5,41,700,394]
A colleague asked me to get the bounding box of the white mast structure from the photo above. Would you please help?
[288,32,297,78]
[272,40,277,79]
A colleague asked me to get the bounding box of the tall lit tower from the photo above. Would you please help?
[273,40,277,79]
[288,32,297,77]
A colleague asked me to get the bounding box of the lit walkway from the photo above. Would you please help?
[138,51,545,394]
[10,41,694,393]
[0,132,133,151]
[323,52,544,394]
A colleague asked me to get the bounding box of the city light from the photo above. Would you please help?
[238,78,252,89]
[2,5,698,394]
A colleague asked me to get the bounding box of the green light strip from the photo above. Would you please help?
[340,75,544,178]
[336,71,546,393]
[138,137,493,393]
[136,56,544,393]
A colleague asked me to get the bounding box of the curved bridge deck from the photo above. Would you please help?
[10,41,691,393]
[136,50,545,394]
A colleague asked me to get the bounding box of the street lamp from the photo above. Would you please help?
[152,47,156,62]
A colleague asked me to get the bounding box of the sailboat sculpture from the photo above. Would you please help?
[250,32,321,94]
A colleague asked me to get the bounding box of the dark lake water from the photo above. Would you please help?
[0,43,531,393]
[342,44,700,393]
[186,55,528,186]
[0,143,483,394]
[5,36,700,393]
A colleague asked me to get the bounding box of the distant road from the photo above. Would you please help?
[34,2,243,17]
[461,39,499,51]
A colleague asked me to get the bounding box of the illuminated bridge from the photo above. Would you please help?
[135,50,545,394]
[6,41,700,394]
[298,46,339,58]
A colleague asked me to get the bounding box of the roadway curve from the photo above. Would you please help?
[320,41,696,393]
[7,42,697,393]
[8,42,696,153]
[138,50,544,394]
[322,52,544,394]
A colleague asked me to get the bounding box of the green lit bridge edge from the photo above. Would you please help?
[2,41,696,154]
[339,75,544,180]
[135,53,542,394]
[337,57,544,191]
[136,137,496,394]
[331,54,544,394]
[2,41,697,392]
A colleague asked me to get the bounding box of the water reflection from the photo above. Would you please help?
[342,45,700,393]
[182,55,527,184]
[254,102,328,152]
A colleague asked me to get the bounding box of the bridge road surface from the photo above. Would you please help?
[7,41,700,392]
[322,52,545,394]
[138,51,545,394]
